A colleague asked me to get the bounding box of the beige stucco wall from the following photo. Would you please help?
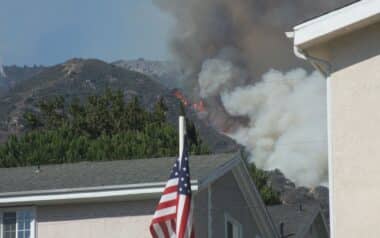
[330,54,380,238]
[306,22,380,238]
[34,171,264,238]
[37,200,157,238]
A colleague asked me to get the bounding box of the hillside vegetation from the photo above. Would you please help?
[0,89,208,167]
[0,59,237,152]
[0,65,279,205]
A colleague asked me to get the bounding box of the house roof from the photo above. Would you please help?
[267,203,323,238]
[0,153,282,237]
[0,153,237,195]
[291,0,380,49]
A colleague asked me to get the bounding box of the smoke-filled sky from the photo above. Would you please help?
[153,0,352,187]
[0,0,352,66]
[1,0,353,186]
[0,0,174,66]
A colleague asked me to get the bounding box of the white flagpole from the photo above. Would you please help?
[179,116,186,159]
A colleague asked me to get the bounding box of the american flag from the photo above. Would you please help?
[150,140,194,238]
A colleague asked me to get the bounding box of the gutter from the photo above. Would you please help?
[286,31,331,77]
[0,181,199,206]
[292,0,380,49]
[287,26,334,238]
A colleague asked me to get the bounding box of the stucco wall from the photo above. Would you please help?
[34,170,264,238]
[307,22,380,238]
[37,200,157,238]
[330,54,380,238]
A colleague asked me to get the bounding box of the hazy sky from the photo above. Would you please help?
[0,0,174,66]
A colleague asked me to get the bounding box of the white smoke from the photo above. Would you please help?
[198,58,245,98]
[0,57,6,78]
[220,68,327,187]
[155,0,349,187]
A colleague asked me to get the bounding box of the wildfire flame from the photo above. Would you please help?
[173,89,206,113]
[192,100,205,113]
[173,90,189,106]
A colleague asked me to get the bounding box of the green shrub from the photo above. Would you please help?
[246,157,281,205]
[0,89,208,167]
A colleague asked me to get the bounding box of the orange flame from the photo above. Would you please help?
[173,90,189,106]
[173,90,206,113]
[192,100,205,113]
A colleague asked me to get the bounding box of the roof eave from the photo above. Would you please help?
[0,181,199,207]
[295,207,328,238]
[291,0,380,49]
[0,153,241,206]
[198,153,242,189]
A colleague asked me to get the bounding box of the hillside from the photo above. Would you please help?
[0,65,45,95]
[0,59,237,153]
[113,58,183,89]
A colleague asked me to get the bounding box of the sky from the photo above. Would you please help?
[0,0,174,66]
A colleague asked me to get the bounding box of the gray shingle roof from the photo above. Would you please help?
[267,203,321,237]
[0,153,237,194]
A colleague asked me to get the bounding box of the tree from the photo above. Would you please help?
[241,151,281,205]
[152,97,168,124]
[249,163,281,205]
[178,101,209,154]
[0,89,209,168]
[23,112,42,129]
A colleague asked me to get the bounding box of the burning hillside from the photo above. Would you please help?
[154,0,350,187]
[172,89,206,113]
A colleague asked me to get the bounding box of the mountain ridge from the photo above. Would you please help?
[0,58,237,153]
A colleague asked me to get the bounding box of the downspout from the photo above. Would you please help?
[293,46,331,77]
[288,32,335,238]
[208,184,212,238]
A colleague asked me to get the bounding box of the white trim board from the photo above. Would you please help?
[0,154,241,207]
[232,161,279,238]
[293,0,380,48]
[0,183,199,206]
[0,154,241,206]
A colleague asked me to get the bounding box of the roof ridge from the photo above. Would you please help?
[0,152,237,170]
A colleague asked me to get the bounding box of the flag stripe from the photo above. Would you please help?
[152,214,177,224]
[166,220,175,237]
[178,196,191,238]
[161,222,170,238]
[150,137,194,238]
[150,226,158,238]
[156,200,177,210]
[160,192,177,203]
[154,206,177,218]
[153,224,165,238]
[166,178,179,187]
[162,185,178,194]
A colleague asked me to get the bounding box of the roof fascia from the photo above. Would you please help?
[295,208,328,238]
[197,153,241,190]
[0,154,240,205]
[232,159,280,238]
[0,181,199,206]
[293,0,380,48]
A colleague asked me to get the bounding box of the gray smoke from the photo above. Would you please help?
[154,0,349,83]
[222,69,328,186]
[154,0,350,186]
[0,57,6,78]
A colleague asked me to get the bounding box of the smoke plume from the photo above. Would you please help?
[222,69,327,186]
[0,57,6,78]
[154,0,350,186]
